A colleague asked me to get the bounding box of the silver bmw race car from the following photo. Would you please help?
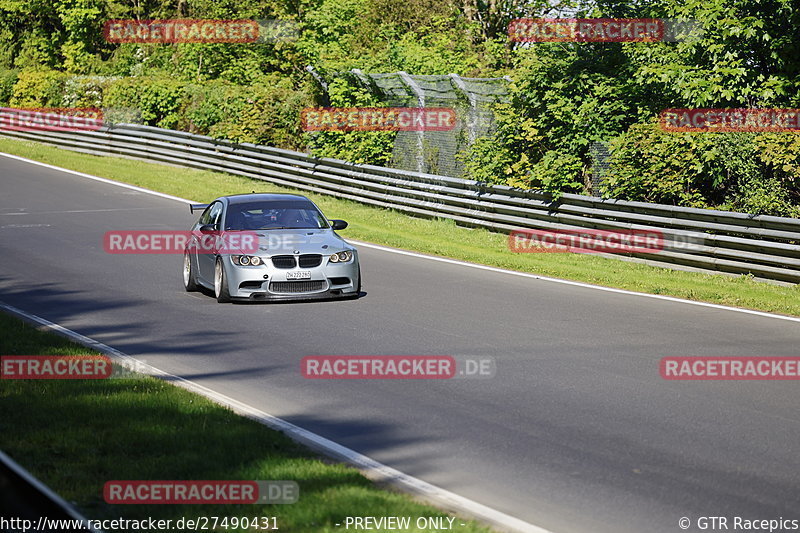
[182,193,360,302]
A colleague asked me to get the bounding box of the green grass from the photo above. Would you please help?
[0,313,492,532]
[1,136,799,317]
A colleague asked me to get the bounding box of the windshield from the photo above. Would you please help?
[224,200,328,230]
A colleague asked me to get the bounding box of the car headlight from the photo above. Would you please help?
[232,255,262,266]
[329,250,353,263]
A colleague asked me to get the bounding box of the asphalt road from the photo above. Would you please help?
[2,154,800,533]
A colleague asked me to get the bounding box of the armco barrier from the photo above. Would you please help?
[1,112,798,283]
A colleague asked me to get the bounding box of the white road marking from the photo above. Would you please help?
[1,150,797,326]
[0,207,157,215]
[0,300,554,533]
[1,224,51,228]
[349,241,800,324]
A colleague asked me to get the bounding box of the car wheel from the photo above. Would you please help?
[214,257,231,303]
[183,250,198,292]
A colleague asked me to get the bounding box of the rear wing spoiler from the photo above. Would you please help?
[189,204,209,213]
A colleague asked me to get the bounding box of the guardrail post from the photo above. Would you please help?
[305,65,330,106]
[449,73,477,146]
[398,71,425,174]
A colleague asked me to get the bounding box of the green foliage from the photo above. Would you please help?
[627,0,798,107]
[744,134,800,216]
[510,43,649,154]
[0,29,15,69]
[55,0,105,74]
[604,122,800,216]
[13,31,61,71]
[530,150,585,195]
[304,78,396,165]
[62,75,118,107]
[0,69,19,105]
[728,176,800,217]
[203,77,309,150]
[461,41,643,195]
[104,77,186,129]
[459,102,537,186]
[10,70,68,107]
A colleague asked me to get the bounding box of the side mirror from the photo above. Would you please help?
[330,219,348,230]
[199,224,217,234]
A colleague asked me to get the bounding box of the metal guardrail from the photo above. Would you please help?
[1,116,798,283]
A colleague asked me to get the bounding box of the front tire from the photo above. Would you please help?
[214,257,231,303]
[183,251,198,292]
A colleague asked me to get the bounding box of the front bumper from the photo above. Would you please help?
[222,253,359,301]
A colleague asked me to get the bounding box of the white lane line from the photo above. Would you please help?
[0,300,553,533]
[1,150,798,324]
[0,208,159,215]
[0,151,192,204]
[1,224,52,228]
[349,241,800,324]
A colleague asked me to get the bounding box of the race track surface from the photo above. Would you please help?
[2,155,799,533]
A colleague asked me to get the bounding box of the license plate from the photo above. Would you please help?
[286,270,312,280]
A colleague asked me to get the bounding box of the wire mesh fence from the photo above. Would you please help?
[308,67,510,178]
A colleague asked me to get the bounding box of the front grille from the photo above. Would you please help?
[269,281,327,293]
[271,255,296,269]
[298,254,322,268]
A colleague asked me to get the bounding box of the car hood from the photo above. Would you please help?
[237,228,350,256]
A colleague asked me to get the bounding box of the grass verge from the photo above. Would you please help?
[0,312,492,532]
[1,136,798,317]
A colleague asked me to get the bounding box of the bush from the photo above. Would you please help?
[10,70,68,107]
[62,75,119,107]
[604,122,800,216]
[104,77,187,129]
[727,176,800,217]
[201,76,310,151]
[0,70,19,106]
[458,102,539,187]
[529,150,585,196]
[12,31,59,71]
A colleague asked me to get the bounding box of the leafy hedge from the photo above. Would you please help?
[603,123,800,217]
[1,68,310,151]
[0,69,18,106]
